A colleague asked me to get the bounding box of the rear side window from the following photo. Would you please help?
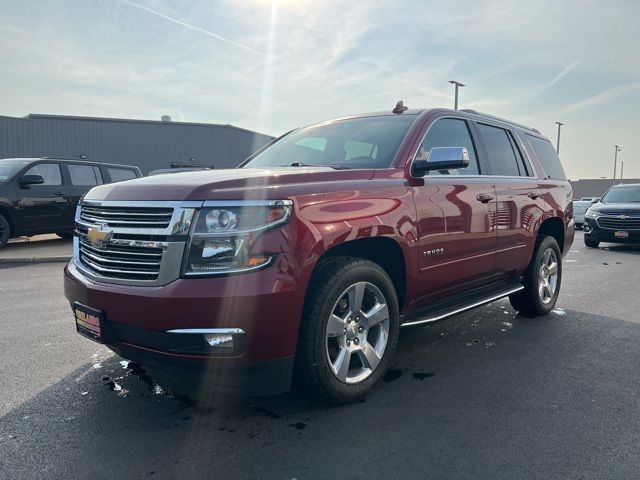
[23,163,62,185]
[526,135,567,180]
[107,167,137,182]
[68,164,101,186]
[476,123,523,176]
[416,118,480,175]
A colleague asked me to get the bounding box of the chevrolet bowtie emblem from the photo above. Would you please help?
[619,214,628,220]
[87,225,112,247]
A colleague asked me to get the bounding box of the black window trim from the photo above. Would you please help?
[22,160,64,186]
[474,121,536,179]
[409,115,485,178]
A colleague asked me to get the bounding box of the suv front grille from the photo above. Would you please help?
[80,205,174,229]
[74,201,197,286]
[77,230,164,281]
[597,216,640,231]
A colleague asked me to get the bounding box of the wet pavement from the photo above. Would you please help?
[1,232,640,479]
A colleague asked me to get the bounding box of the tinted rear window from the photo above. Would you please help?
[107,167,137,182]
[526,135,566,180]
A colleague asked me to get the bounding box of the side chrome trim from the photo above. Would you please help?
[166,328,245,335]
[401,285,524,327]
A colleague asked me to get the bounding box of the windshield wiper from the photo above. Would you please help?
[286,162,350,170]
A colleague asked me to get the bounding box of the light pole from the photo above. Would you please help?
[613,145,621,179]
[620,161,624,180]
[448,80,465,110]
[555,122,564,154]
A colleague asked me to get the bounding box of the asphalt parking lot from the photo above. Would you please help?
[1,231,639,480]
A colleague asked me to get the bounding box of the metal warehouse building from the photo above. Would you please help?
[0,113,274,174]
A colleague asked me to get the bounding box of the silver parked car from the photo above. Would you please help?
[574,197,600,229]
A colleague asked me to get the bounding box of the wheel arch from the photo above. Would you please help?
[0,204,14,236]
[309,236,408,312]
[538,216,565,252]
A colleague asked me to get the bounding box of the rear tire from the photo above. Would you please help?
[294,256,399,404]
[584,238,599,248]
[0,214,10,249]
[509,236,562,316]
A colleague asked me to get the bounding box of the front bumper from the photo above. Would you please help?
[64,255,309,395]
[584,218,640,243]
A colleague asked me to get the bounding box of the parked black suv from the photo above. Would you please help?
[584,183,640,248]
[0,158,141,248]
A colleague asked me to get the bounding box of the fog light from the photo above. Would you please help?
[204,333,234,348]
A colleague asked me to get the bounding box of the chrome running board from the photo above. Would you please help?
[401,285,524,328]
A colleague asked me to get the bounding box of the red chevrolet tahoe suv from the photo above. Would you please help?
[64,106,574,403]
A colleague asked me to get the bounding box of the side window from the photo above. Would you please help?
[507,132,531,176]
[68,164,100,186]
[93,166,103,184]
[476,123,522,176]
[23,163,62,185]
[526,134,567,180]
[416,118,480,175]
[107,168,137,182]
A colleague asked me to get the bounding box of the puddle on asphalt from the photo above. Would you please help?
[412,371,435,380]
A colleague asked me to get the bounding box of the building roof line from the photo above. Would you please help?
[0,113,272,138]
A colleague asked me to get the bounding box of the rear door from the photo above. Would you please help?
[474,123,545,277]
[15,162,70,234]
[412,117,497,304]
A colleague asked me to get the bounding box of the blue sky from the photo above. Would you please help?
[0,0,638,179]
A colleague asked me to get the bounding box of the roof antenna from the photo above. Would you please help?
[393,100,408,114]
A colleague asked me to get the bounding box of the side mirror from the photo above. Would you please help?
[591,197,600,204]
[412,147,469,177]
[19,174,45,187]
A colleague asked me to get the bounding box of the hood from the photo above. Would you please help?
[592,202,640,213]
[84,167,375,202]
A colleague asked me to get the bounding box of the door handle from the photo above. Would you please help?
[527,191,540,199]
[53,191,68,198]
[476,193,495,203]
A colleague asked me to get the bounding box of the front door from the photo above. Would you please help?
[15,162,70,234]
[412,117,497,305]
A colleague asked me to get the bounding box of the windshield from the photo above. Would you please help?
[601,186,640,203]
[242,116,415,170]
[0,159,31,181]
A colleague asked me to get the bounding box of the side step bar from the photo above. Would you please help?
[401,285,524,328]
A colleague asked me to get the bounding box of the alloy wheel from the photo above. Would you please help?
[325,281,390,384]
[538,248,559,305]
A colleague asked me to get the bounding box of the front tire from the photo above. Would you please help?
[0,214,10,249]
[509,236,562,316]
[294,257,399,404]
[584,238,599,248]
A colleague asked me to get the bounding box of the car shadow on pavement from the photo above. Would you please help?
[2,301,640,479]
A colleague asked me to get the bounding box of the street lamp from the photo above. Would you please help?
[613,145,621,179]
[448,80,465,110]
[555,122,564,154]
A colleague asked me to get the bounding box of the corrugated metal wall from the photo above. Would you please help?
[570,178,640,200]
[0,114,274,174]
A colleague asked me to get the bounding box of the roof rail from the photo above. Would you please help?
[460,109,540,134]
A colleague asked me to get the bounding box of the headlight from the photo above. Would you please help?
[182,200,293,276]
[585,209,600,219]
